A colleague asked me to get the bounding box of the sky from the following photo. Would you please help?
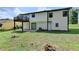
[0,7,64,19]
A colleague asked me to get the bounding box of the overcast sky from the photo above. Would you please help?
[0,7,65,19]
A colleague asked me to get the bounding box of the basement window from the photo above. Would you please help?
[55,23,59,27]
[49,13,53,18]
[63,11,68,17]
[32,13,35,18]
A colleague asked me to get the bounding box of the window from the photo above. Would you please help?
[31,23,36,30]
[32,13,35,18]
[49,13,53,18]
[63,11,68,17]
[55,23,59,27]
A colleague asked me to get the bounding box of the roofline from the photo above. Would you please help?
[20,7,72,15]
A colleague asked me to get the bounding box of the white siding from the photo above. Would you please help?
[30,12,47,22]
[36,22,47,30]
[23,10,69,31]
[48,10,68,31]
[23,22,29,30]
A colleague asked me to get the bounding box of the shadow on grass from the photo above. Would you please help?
[0,29,79,34]
[13,30,26,33]
[36,29,79,34]
[0,29,13,32]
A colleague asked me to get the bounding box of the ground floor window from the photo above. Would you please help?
[31,22,36,30]
[55,23,59,27]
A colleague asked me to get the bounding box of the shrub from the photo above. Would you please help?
[70,10,78,24]
[0,23,2,27]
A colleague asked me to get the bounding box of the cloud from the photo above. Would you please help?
[0,7,53,19]
[14,8,22,15]
[0,7,24,19]
[36,7,50,11]
[0,10,13,19]
[0,7,16,19]
[14,8,27,16]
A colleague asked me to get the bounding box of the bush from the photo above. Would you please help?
[70,10,78,24]
[0,23,2,27]
[38,27,43,31]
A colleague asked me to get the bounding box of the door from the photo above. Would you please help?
[31,23,36,30]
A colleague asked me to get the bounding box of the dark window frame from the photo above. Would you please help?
[55,23,59,27]
[49,13,53,18]
[32,13,35,18]
[63,11,68,17]
[31,22,36,30]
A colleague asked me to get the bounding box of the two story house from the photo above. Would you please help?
[14,7,72,32]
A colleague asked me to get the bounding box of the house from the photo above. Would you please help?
[14,7,72,32]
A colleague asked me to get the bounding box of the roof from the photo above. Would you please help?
[20,7,72,15]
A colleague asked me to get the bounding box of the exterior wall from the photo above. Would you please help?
[29,12,48,30]
[29,21,47,30]
[36,21,47,30]
[30,12,47,22]
[48,10,68,31]
[23,10,69,31]
[23,22,29,30]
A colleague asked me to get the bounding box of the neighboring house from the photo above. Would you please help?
[14,7,72,32]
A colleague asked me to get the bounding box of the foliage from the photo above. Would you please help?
[1,21,21,31]
[70,10,78,24]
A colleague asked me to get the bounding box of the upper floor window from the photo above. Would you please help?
[63,11,68,17]
[32,13,35,18]
[49,13,53,18]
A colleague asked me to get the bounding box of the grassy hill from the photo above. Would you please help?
[0,24,79,51]
[0,20,21,30]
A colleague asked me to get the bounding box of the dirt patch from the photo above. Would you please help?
[43,44,56,51]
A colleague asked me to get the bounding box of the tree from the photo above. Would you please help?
[0,23,2,27]
[70,10,78,24]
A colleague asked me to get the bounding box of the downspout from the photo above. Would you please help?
[29,21,30,30]
[22,21,23,32]
[47,12,49,31]
[67,10,69,31]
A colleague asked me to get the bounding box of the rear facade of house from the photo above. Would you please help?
[14,7,72,31]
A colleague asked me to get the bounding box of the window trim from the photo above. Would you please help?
[63,11,68,17]
[31,22,36,30]
[32,13,35,18]
[55,23,59,27]
[49,13,53,18]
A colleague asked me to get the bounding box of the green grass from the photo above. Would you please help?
[0,24,79,51]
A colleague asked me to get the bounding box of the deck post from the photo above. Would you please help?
[14,20,15,30]
[22,21,23,32]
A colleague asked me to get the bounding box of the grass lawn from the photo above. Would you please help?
[0,24,79,51]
